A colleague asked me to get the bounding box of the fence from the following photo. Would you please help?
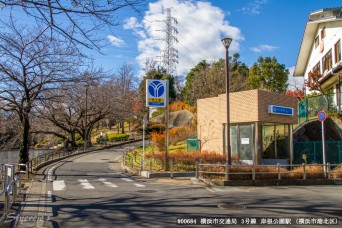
[293,141,342,164]
[298,93,336,126]
[196,163,342,180]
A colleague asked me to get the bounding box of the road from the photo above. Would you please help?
[14,143,342,227]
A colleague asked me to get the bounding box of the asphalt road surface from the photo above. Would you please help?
[15,143,342,227]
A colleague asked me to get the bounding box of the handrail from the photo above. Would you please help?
[196,162,342,181]
[0,167,20,225]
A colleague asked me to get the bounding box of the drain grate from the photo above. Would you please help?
[137,190,157,194]
[218,203,246,210]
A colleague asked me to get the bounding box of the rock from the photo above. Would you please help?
[293,117,342,142]
[151,110,194,127]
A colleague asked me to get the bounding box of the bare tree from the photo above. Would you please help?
[113,64,139,133]
[0,110,20,150]
[0,0,147,50]
[0,21,82,163]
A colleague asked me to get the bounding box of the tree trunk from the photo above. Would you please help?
[19,114,30,164]
[121,121,125,134]
[71,130,76,149]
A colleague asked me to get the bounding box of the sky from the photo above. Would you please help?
[89,0,341,90]
[2,0,342,89]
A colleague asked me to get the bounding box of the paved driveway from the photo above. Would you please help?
[13,145,342,227]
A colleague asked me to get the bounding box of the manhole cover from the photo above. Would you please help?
[137,190,157,193]
[218,203,246,210]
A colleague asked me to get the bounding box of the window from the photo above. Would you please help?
[322,49,332,72]
[314,36,319,49]
[321,27,326,40]
[313,62,321,74]
[335,40,341,64]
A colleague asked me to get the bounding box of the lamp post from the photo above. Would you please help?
[221,37,232,180]
[84,84,89,151]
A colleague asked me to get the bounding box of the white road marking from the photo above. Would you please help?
[53,180,66,191]
[97,178,118,188]
[78,179,95,189]
[205,187,215,192]
[103,181,118,188]
[47,165,57,182]
[121,178,133,182]
[134,183,145,187]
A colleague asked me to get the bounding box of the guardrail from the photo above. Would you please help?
[0,163,28,225]
[196,162,342,180]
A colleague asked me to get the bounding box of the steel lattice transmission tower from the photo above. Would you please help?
[161,8,179,75]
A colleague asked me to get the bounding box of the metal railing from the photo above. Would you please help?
[298,93,337,126]
[0,163,28,225]
[196,162,342,180]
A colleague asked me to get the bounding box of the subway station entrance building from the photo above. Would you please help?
[197,89,298,165]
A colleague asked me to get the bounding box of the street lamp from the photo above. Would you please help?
[84,84,89,151]
[221,37,232,180]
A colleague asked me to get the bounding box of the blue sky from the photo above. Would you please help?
[2,0,342,89]
[88,0,342,88]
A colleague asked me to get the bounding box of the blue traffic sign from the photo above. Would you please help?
[268,105,294,116]
[317,110,327,122]
[146,80,167,107]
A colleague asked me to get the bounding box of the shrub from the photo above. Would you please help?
[287,165,324,179]
[76,139,84,147]
[147,124,165,134]
[169,101,196,113]
[96,135,104,144]
[331,166,342,179]
[151,109,165,117]
[55,145,64,151]
[169,126,196,145]
[108,133,129,141]
[55,137,64,144]
[150,132,166,151]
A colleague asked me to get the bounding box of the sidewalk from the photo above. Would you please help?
[14,173,51,228]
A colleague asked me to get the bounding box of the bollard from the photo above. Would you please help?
[303,163,306,180]
[170,159,173,179]
[18,176,22,194]
[13,178,17,201]
[252,163,256,181]
[149,161,153,174]
[5,189,9,214]
[327,163,331,180]
[225,161,229,181]
[277,163,281,180]
[196,161,199,179]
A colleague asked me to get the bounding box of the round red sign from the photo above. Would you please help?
[317,110,327,122]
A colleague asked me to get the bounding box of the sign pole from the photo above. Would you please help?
[317,110,327,178]
[165,80,169,172]
[322,120,326,178]
[145,79,168,171]
[142,117,148,171]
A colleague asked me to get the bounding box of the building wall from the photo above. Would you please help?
[304,21,342,91]
[197,89,298,153]
[197,97,223,153]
